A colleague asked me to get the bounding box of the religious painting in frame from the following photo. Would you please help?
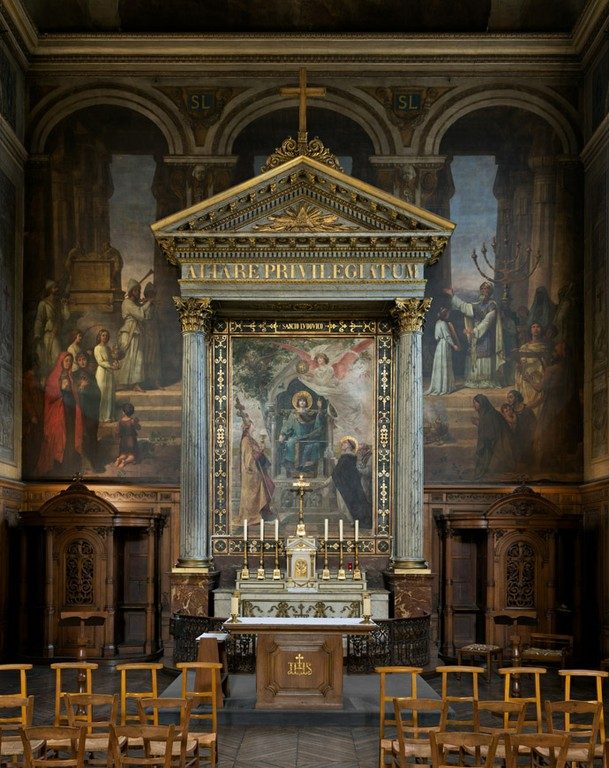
[210,318,393,557]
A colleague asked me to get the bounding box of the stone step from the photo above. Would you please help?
[98,421,181,441]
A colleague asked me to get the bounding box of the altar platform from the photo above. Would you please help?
[162,670,441,726]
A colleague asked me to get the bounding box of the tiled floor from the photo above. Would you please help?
[1,664,606,768]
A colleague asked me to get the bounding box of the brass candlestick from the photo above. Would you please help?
[337,540,346,580]
[241,539,250,579]
[353,538,361,580]
[257,540,265,579]
[273,539,281,579]
[322,538,330,580]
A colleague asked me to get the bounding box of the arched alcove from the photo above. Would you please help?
[231,106,376,185]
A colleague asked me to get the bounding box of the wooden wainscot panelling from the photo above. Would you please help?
[18,480,174,660]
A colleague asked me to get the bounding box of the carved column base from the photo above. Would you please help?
[384,571,433,618]
[170,570,220,616]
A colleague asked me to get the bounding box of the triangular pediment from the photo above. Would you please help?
[153,154,454,241]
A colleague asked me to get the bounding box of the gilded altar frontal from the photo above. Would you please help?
[213,319,393,545]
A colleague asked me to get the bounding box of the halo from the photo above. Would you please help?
[339,435,359,452]
[292,390,313,409]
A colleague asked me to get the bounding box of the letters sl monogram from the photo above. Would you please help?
[287,653,313,676]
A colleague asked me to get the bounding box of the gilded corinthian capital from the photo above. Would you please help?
[390,297,432,334]
[173,297,214,337]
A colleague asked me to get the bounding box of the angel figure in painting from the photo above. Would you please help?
[274,338,373,389]
[272,337,374,448]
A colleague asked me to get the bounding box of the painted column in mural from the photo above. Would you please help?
[390,297,432,569]
[173,296,214,567]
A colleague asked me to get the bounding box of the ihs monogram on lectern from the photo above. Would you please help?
[287,653,313,676]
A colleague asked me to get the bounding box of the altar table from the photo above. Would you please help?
[223,616,377,709]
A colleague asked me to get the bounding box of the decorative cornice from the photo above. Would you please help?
[155,234,441,257]
[173,296,214,337]
[390,297,432,334]
[261,136,342,173]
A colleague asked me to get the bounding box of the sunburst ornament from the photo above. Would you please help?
[255,205,356,232]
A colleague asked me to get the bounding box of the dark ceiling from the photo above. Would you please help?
[22,0,588,34]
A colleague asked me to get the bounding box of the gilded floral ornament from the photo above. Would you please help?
[428,236,450,266]
[390,298,432,334]
[173,297,214,337]
[254,204,356,233]
[261,136,343,173]
[159,238,179,265]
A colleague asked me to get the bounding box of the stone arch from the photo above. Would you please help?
[208,87,400,157]
[29,84,189,155]
[415,85,580,157]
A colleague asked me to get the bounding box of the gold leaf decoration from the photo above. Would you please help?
[254,204,357,233]
[261,135,343,173]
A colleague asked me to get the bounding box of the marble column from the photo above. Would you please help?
[173,296,214,569]
[390,297,432,570]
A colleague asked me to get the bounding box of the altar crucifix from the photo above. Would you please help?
[291,472,312,537]
[280,68,326,150]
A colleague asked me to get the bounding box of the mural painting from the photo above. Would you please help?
[424,151,582,483]
[0,168,16,464]
[22,108,181,483]
[212,323,392,537]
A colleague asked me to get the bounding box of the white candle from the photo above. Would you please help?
[243,519,247,542]
[230,593,239,617]
[324,518,328,541]
[275,519,279,541]
[260,517,264,542]
[339,519,343,542]
[355,521,359,542]
[363,594,371,617]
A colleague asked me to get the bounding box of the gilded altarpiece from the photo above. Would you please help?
[209,318,394,558]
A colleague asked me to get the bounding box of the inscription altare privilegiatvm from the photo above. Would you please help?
[183,261,420,282]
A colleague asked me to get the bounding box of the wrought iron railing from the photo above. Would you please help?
[169,614,256,673]
[170,613,430,673]
[346,615,430,672]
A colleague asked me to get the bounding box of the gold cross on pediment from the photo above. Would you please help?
[280,68,326,146]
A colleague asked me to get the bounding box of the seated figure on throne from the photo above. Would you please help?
[278,390,327,477]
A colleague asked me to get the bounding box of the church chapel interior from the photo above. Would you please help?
[2,0,609,731]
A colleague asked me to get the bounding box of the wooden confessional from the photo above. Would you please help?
[435,485,580,658]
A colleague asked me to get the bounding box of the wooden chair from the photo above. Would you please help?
[391,697,448,768]
[0,695,39,766]
[137,697,198,768]
[20,726,86,768]
[176,661,222,768]
[110,724,176,768]
[544,699,602,768]
[374,666,422,768]
[116,663,163,726]
[499,666,546,731]
[0,665,32,698]
[521,634,573,668]
[430,731,499,768]
[436,665,483,730]
[50,663,98,727]
[469,700,527,760]
[457,645,504,683]
[504,732,570,768]
[558,668,608,755]
[64,693,123,766]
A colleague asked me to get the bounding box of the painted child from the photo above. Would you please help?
[114,402,140,468]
